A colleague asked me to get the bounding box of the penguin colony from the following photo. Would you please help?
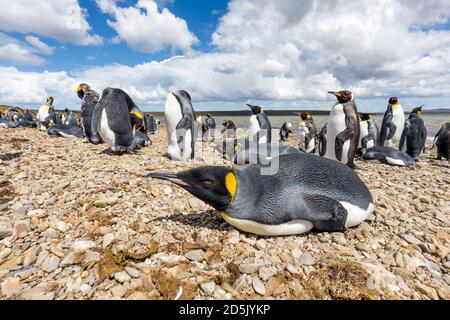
[1,87,448,237]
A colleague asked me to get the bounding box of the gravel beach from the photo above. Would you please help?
[0,127,449,300]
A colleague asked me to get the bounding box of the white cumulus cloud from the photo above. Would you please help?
[96,0,198,53]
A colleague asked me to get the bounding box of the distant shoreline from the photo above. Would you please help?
[1,104,450,117]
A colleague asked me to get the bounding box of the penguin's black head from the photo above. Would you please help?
[328,91,353,104]
[46,96,54,105]
[300,112,312,121]
[247,104,262,114]
[76,83,90,99]
[359,113,372,121]
[148,166,236,212]
[411,105,423,115]
[389,97,399,105]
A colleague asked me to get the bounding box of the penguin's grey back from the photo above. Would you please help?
[238,153,372,210]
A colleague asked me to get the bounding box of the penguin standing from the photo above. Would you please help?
[279,122,293,141]
[221,120,238,160]
[358,113,379,151]
[379,97,405,148]
[146,115,158,134]
[325,91,360,168]
[297,113,318,153]
[165,90,196,160]
[433,122,450,161]
[399,106,427,161]
[148,152,374,236]
[248,104,272,144]
[76,83,101,144]
[92,88,146,153]
[36,97,54,131]
[206,113,216,141]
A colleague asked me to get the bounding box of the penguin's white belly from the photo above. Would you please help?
[165,92,192,160]
[325,105,348,162]
[387,109,405,146]
[99,108,116,147]
[343,202,374,228]
[385,156,406,166]
[358,122,369,148]
[220,212,313,236]
[249,116,260,142]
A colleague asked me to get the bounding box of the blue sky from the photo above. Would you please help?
[0,0,449,112]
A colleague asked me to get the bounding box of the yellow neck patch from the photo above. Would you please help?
[392,103,401,108]
[76,85,81,92]
[225,171,237,204]
[307,114,312,120]
[129,111,143,119]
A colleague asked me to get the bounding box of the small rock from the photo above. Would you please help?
[23,250,38,267]
[20,286,54,300]
[0,248,12,260]
[94,197,118,208]
[239,263,263,274]
[115,226,129,242]
[61,253,76,266]
[14,206,27,217]
[102,233,115,249]
[42,255,60,273]
[416,284,439,300]
[259,266,276,281]
[125,267,140,278]
[55,221,69,233]
[84,251,101,263]
[395,252,404,268]
[252,278,266,296]
[298,253,316,266]
[404,234,422,246]
[114,271,131,283]
[200,281,215,295]
[255,239,267,250]
[0,229,12,240]
[73,240,96,253]
[111,284,127,298]
[15,221,30,238]
[1,277,21,298]
[185,249,204,262]
[80,284,91,296]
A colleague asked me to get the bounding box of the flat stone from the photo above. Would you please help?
[80,284,91,296]
[252,278,266,296]
[114,271,131,283]
[61,253,76,266]
[55,221,69,232]
[125,267,140,278]
[404,234,422,245]
[0,229,12,240]
[1,277,22,298]
[84,251,100,263]
[298,253,316,266]
[20,286,54,300]
[111,284,127,298]
[239,263,263,274]
[14,206,27,217]
[200,281,215,295]
[102,233,115,249]
[94,197,118,208]
[255,239,267,250]
[185,249,204,262]
[72,240,96,253]
[15,222,30,238]
[42,255,60,273]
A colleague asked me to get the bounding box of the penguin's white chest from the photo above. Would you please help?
[325,104,350,162]
[390,108,405,145]
[358,121,374,148]
[249,115,261,142]
[99,108,116,147]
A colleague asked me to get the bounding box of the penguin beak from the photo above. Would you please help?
[147,172,191,187]
[328,91,340,98]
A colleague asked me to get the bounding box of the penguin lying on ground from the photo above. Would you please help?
[76,83,102,144]
[47,124,84,138]
[233,142,302,165]
[433,122,450,161]
[358,113,379,152]
[325,91,360,168]
[148,153,374,236]
[248,104,272,144]
[379,97,405,148]
[279,122,293,141]
[0,119,19,128]
[400,106,427,161]
[19,109,36,128]
[165,90,196,161]
[361,146,415,166]
[92,87,147,153]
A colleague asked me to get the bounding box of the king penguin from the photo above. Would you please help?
[165,90,196,161]
[433,122,450,161]
[76,83,102,144]
[358,113,379,151]
[248,104,272,144]
[92,87,145,153]
[399,106,427,161]
[37,97,54,131]
[362,146,416,166]
[318,123,327,157]
[379,97,405,148]
[148,153,374,236]
[324,91,360,168]
[279,122,293,141]
[297,113,318,153]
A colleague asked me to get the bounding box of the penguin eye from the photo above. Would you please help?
[202,180,213,186]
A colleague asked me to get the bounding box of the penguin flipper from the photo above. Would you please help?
[176,117,194,151]
[303,195,348,232]
[399,122,409,152]
[385,120,397,141]
[335,128,355,161]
